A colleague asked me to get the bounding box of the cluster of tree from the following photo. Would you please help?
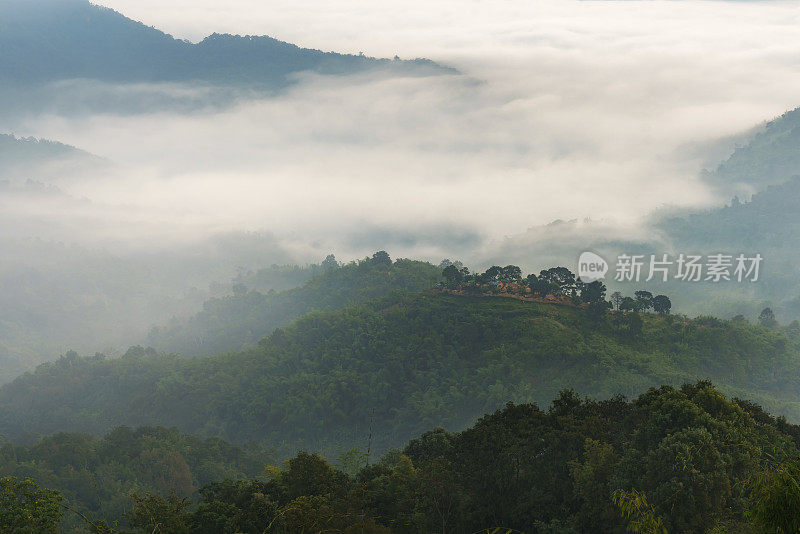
[4,292,800,461]
[609,290,672,315]
[441,264,606,302]
[231,255,340,294]
[7,382,800,533]
[441,264,673,329]
[0,425,270,532]
[147,252,440,356]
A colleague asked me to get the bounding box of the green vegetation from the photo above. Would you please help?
[7,383,800,532]
[0,476,63,532]
[4,260,800,532]
[0,426,270,532]
[4,282,800,460]
[147,253,441,356]
[705,106,800,189]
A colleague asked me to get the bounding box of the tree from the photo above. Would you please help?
[127,492,192,534]
[478,266,502,284]
[787,320,800,336]
[620,297,637,312]
[442,265,463,289]
[192,480,276,534]
[651,295,671,315]
[759,307,777,328]
[539,267,577,295]
[499,265,522,283]
[751,460,800,534]
[612,489,667,534]
[321,254,339,270]
[634,291,654,312]
[610,291,623,310]
[372,251,392,266]
[570,440,618,528]
[581,280,606,304]
[0,477,63,533]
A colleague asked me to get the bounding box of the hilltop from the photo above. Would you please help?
[146,253,441,356]
[3,286,799,458]
[0,0,454,88]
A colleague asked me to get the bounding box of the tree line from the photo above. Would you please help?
[5,382,800,533]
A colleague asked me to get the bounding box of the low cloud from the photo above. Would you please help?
[6,0,800,265]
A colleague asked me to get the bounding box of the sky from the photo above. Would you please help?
[11,0,800,263]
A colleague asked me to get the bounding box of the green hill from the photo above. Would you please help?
[705,106,800,190]
[3,292,800,459]
[146,254,441,356]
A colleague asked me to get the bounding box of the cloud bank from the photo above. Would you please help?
[7,0,800,265]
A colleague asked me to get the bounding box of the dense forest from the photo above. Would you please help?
[4,256,800,464]
[5,382,800,532]
[5,1,800,532]
[3,252,800,533]
[0,426,270,532]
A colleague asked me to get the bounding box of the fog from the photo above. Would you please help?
[3,0,800,263]
[4,0,800,379]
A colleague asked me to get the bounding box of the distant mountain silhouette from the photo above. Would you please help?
[0,0,455,87]
[0,134,93,166]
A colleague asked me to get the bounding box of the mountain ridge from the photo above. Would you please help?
[0,0,455,87]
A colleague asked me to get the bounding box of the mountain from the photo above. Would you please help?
[703,106,800,192]
[484,106,800,323]
[0,134,91,165]
[146,254,442,356]
[0,0,454,88]
[0,133,102,183]
[3,290,800,459]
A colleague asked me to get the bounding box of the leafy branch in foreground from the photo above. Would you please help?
[612,489,668,534]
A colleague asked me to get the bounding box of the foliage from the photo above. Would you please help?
[7,383,800,532]
[0,476,63,533]
[0,426,269,531]
[147,255,441,356]
[5,292,800,463]
[126,492,192,534]
[612,489,667,534]
[750,460,800,533]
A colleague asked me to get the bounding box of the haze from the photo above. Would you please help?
[7,0,800,262]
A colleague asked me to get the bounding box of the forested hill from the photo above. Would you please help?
[6,382,800,532]
[146,253,441,356]
[0,0,454,87]
[705,105,800,190]
[4,292,800,458]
